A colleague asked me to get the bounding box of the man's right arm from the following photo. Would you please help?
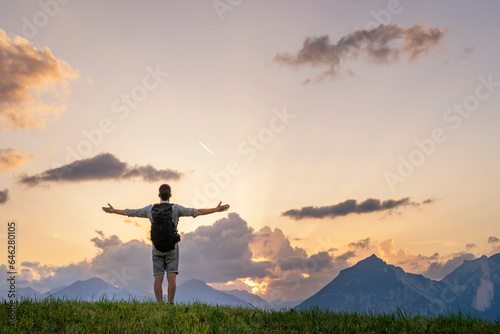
[102,203,126,215]
[102,203,151,218]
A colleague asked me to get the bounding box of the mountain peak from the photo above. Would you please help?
[73,277,109,289]
[353,254,387,270]
[181,279,209,288]
[176,279,248,307]
[85,277,107,284]
[41,276,135,302]
[367,254,382,261]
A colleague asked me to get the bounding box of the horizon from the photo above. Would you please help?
[5,249,498,304]
[1,0,500,303]
[5,250,499,318]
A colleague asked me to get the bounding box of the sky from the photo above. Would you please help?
[1,0,500,301]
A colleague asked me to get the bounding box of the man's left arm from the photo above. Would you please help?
[102,204,151,218]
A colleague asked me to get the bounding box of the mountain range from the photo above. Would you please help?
[297,253,500,321]
[4,253,500,320]
[175,279,302,309]
[1,276,301,310]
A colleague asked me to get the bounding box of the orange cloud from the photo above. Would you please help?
[124,219,142,229]
[377,239,478,280]
[0,148,35,172]
[0,29,78,130]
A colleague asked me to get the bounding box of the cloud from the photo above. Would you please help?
[21,262,57,279]
[263,250,353,302]
[378,239,477,280]
[180,213,273,283]
[250,226,307,262]
[250,226,335,273]
[124,219,142,229]
[87,233,152,294]
[458,45,475,60]
[379,239,435,269]
[422,198,437,204]
[282,197,429,220]
[18,153,182,186]
[19,213,486,301]
[277,251,333,273]
[336,250,356,262]
[465,243,477,252]
[0,188,9,204]
[0,148,35,172]
[274,24,446,82]
[349,237,373,250]
[248,226,348,301]
[18,231,152,295]
[0,30,78,130]
[487,236,500,257]
[14,217,272,296]
[423,252,476,280]
[16,214,342,301]
[91,230,122,250]
[488,236,499,244]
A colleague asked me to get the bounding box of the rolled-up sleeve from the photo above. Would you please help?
[175,204,198,218]
[124,205,152,218]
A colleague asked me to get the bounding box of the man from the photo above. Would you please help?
[102,184,229,304]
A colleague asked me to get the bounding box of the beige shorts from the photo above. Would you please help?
[152,243,179,275]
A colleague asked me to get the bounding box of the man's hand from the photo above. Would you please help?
[197,201,230,216]
[102,203,126,215]
[216,201,230,212]
[102,203,115,213]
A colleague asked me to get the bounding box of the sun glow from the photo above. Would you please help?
[242,277,267,294]
[251,257,269,262]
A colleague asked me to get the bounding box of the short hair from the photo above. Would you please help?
[159,184,171,200]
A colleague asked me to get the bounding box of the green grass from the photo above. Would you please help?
[2,299,499,333]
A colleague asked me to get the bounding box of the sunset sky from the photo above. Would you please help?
[1,0,500,301]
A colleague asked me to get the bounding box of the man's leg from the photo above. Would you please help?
[166,272,176,304]
[154,274,164,303]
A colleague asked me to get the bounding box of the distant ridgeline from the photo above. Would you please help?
[296,253,500,321]
[4,254,500,320]
[0,277,301,311]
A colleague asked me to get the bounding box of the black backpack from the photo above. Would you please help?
[150,203,180,252]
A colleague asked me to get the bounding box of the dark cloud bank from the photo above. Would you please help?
[18,153,182,186]
[12,214,341,299]
[275,24,447,82]
[282,197,433,220]
[0,188,9,204]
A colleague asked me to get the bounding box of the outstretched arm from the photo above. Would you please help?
[102,203,126,216]
[197,201,230,216]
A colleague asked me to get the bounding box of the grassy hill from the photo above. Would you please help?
[2,299,500,333]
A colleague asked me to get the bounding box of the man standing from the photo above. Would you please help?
[102,184,230,303]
